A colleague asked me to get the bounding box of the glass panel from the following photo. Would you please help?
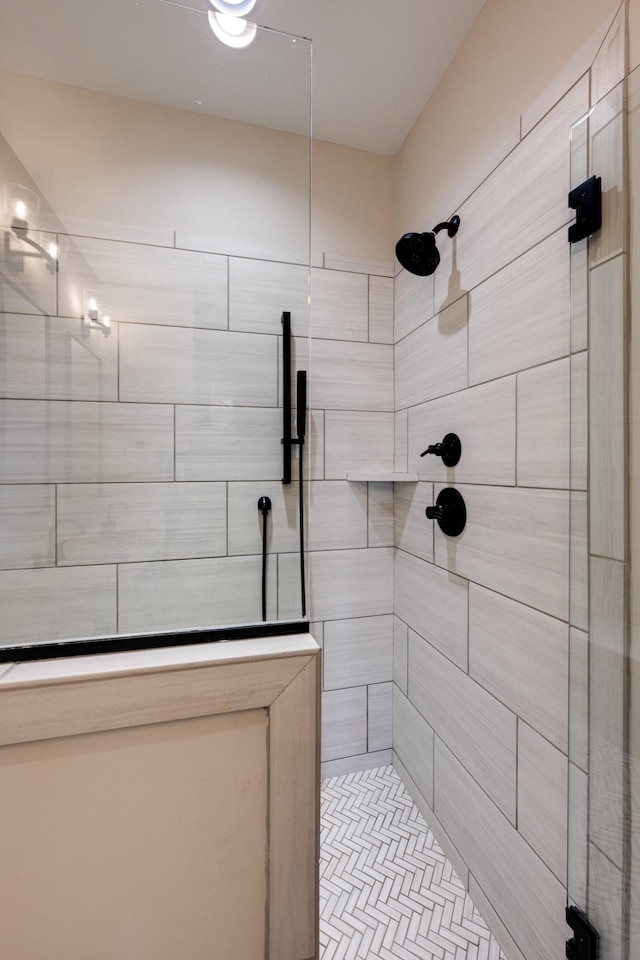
[569,78,630,959]
[0,0,311,648]
[627,62,640,960]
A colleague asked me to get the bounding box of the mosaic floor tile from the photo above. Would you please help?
[320,764,508,960]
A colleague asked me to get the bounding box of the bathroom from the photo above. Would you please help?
[0,0,638,958]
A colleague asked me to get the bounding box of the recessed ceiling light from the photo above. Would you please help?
[208,0,257,17]
[208,11,257,48]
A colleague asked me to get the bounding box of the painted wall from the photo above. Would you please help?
[392,2,628,960]
[0,71,395,264]
[630,0,640,68]
[0,710,268,960]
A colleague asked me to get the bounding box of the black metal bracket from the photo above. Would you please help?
[282,311,293,483]
[281,312,307,485]
[568,176,602,243]
[566,906,599,960]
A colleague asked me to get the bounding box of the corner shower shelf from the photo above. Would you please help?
[346,472,419,482]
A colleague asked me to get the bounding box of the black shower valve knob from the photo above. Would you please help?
[420,433,461,468]
[425,487,466,537]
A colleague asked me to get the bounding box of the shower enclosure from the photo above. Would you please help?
[0,0,312,658]
[568,70,637,960]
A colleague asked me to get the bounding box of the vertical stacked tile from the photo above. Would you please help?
[392,11,630,956]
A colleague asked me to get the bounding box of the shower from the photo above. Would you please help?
[395,214,460,275]
[0,1,312,655]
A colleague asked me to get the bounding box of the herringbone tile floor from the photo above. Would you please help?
[320,765,508,960]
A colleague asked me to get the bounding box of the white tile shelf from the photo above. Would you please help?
[346,472,419,482]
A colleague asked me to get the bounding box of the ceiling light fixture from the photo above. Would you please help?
[209,0,257,17]
[208,11,257,48]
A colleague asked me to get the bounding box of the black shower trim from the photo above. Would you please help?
[0,619,309,664]
[568,175,602,243]
[282,311,293,483]
[420,433,462,467]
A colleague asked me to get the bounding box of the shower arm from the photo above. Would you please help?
[432,215,461,238]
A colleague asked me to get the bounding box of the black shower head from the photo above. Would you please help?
[395,232,440,276]
[396,215,460,276]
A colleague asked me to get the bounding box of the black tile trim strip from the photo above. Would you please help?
[0,620,309,664]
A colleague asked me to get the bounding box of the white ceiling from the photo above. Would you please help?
[251,0,488,155]
[0,0,487,156]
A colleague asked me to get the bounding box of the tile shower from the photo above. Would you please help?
[0,58,396,768]
[0,2,637,960]
[0,216,396,651]
[390,7,631,960]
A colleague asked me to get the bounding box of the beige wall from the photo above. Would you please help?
[0,70,394,263]
[0,637,320,960]
[313,138,395,263]
[396,0,620,238]
[630,0,640,68]
[0,710,268,960]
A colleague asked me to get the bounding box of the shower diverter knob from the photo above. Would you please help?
[420,433,461,467]
[425,487,466,537]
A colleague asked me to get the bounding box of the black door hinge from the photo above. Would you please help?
[568,176,602,243]
[566,905,599,960]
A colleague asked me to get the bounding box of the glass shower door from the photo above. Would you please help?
[0,0,312,655]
